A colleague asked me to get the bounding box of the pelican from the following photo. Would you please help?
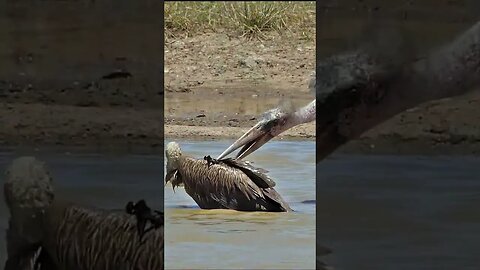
[219,21,480,161]
[312,20,480,161]
[217,73,316,160]
[3,156,164,270]
[165,141,292,212]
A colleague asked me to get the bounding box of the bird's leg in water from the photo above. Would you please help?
[203,155,219,167]
[125,200,164,241]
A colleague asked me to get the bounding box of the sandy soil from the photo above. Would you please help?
[164,1,480,155]
[165,30,316,141]
[165,25,480,155]
[1,2,480,155]
[0,2,163,153]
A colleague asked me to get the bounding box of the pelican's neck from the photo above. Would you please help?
[316,21,480,162]
[414,20,480,102]
[293,99,316,125]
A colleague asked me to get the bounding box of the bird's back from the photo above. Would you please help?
[177,156,291,212]
[41,201,164,270]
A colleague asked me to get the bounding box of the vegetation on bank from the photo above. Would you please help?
[164,1,315,40]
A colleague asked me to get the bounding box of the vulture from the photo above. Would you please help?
[3,156,164,270]
[165,142,292,212]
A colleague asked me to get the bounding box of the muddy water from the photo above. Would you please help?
[164,140,316,270]
[165,86,312,120]
[317,155,480,270]
[166,95,297,117]
[317,9,480,268]
[0,149,164,266]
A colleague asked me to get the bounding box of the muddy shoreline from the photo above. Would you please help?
[1,2,480,155]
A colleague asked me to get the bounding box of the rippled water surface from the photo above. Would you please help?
[317,155,480,270]
[164,140,316,270]
[3,144,476,269]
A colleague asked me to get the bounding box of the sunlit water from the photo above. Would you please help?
[317,155,480,270]
[0,149,164,266]
[164,140,316,270]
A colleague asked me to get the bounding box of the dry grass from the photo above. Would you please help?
[164,1,315,40]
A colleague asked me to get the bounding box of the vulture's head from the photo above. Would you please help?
[4,156,54,245]
[165,142,183,189]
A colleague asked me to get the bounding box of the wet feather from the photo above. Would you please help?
[166,142,291,212]
[4,156,164,270]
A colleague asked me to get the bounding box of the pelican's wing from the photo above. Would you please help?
[261,187,292,212]
[220,158,276,188]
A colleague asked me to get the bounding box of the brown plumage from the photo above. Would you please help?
[3,156,164,270]
[165,142,292,212]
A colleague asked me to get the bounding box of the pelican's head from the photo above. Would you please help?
[217,101,299,160]
[313,23,417,158]
[216,72,318,160]
[165,142,182,186]
[314,49,409,160]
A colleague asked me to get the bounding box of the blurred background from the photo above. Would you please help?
[0,0,163,266]
[317,1,480,269]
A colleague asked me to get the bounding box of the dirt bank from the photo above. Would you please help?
[165,2,480,155]
[1,1,480,155]
[164,27,316,142]
[0,2,163,153]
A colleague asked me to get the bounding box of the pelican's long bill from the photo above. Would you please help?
[217,106,294,160]
[217,122,275,160]
[217,98,316,160]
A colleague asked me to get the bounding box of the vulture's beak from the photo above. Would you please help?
[165,169,177,185]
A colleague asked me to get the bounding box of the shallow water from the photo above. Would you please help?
[166,91,312,119]
[317,155,480,270]
[0,149,164,266]
[164,140,316,270]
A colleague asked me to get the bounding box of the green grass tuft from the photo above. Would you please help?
[165,1,315,40]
